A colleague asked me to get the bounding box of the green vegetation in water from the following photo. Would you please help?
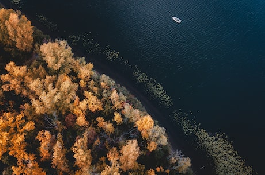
[0,8,192,175]
[65,22,255,175]
[172,112,253,175]
[0,5,255,174]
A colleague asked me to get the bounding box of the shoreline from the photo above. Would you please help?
[0,2,216,174]
[83,53,215,175]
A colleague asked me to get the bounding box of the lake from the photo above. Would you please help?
[5,0,265,174]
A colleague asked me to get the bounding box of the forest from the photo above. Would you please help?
[0,8,192,174]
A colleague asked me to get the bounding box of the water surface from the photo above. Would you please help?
[18,0,265,173]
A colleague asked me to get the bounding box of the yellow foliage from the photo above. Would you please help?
[99,74,115,89]
[0,112,45,174]
[1,59,78,115]
[101,165,120,175]
[84,91,103,112]
[96,117,114,135]
[30,74,78,115]
[113,112,123,125]
[147,141,157,152]
[104,122,115,135]
[0,31,192,174]
[135,115,154,139]
[52,133,69,173]
[96,117,106,128]
[36,130,53,161]
[77,63,93,81]
[79,99,88,111]
[0,9,13,46]
[107,147,119,163]
[72,129,92,173]
[76,114,89,127]
[0,8,33,51]
[40,40,73,71]
[102,148,120,175]
[110,90,123,110]
[80,79,86,88]
[147,169,156,175]
[100,82,107,89]
[119,140,140,171]
[72,106,89,127]
[1,61,28,95]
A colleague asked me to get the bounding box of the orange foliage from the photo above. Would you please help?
[0,112,45,174]
[135,115,154,139]
[96,117,115,135]
[96,117,106,128]
[0,35,192,174]
[101,165,120,175]
[84,91,103,112]
[147,141,157,152]
[77,63,94,81]
[40,40,73,71]
[119,140,140,171]
[0,8,33,51]
[105,148,120,174]
[52,133,70,173]
[110,90,125,110]
[113,112,123,125]
[107,147,119,163]
[72,129,93,173]
[147,169,156,175]
[36,130,53,161]
[1,61,28,95]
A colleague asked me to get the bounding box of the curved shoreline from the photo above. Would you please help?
[0,2,215,174]
[84,54,216,175]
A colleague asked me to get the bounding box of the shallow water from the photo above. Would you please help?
[8,0,265,173]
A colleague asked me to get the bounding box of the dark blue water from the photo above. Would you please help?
[11,0,265,173]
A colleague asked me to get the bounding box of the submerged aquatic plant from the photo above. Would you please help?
[173,111,253,175]
[0,10,191,174]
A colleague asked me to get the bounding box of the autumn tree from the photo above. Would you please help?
[119,140,140,171]
[72,128,93,174]
[148,125,168,146]
[113,112,123,125]
[101,147,120,175]
[135,115,154,139]
[52,133,70,174]
[0,35,192,174]
[122,103,141,123]
[39,40,74,72]
[168,150,191,173]
[96,117,115,135]
[0,112,45,174]
[36,130,53,161]
[110,89,126,110]
[0,8,33,52]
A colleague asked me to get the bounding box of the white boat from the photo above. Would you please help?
[172,17,181,23]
